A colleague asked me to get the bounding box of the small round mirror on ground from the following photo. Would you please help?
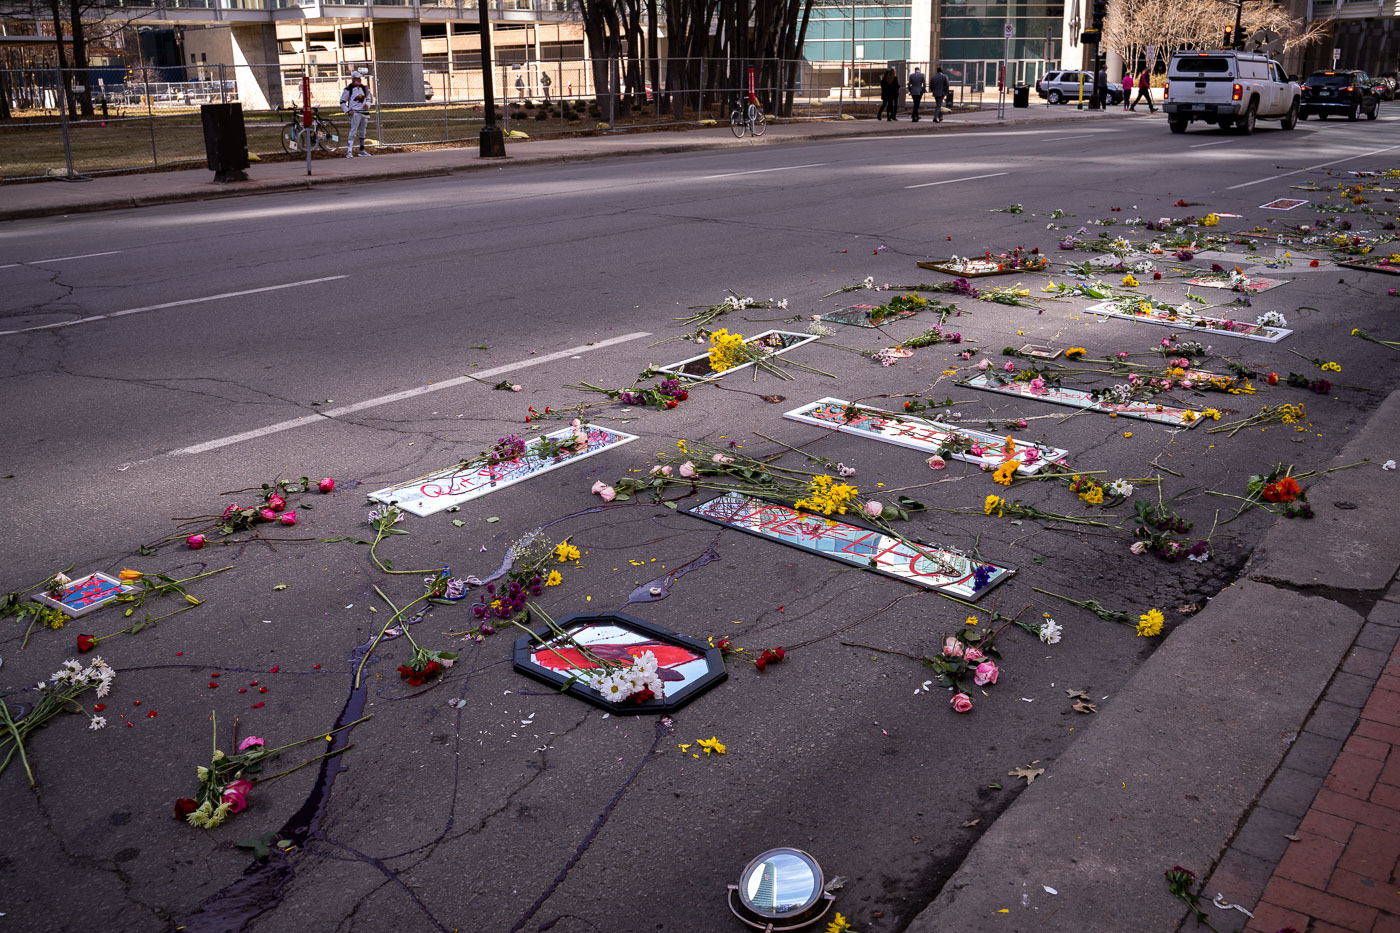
[727,847,836,931]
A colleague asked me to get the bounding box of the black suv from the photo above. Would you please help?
[1300,71,1381,120]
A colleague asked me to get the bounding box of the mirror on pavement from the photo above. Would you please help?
[728,848,836,930]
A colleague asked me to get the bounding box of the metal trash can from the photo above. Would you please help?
[1013,85,1030,108]
[200,103,250,183]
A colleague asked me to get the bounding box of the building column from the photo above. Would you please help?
[371,20,424,102]
[230,23,282,111]
[910,0,932,67]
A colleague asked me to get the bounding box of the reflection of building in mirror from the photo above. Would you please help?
[744,855,815,914]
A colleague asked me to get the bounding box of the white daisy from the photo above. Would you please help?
[88,715,106,731]
[1039,619,1063,645]
[1107,479,1134,498]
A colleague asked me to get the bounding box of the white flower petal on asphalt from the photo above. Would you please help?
[88,716,106,731]
[1384,460,1397,471]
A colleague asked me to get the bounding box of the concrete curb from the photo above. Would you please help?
[903,389,1400,933]
[0,109,1113,223]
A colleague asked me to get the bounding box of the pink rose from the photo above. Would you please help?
[650,465,672,477]
[1022,449,1039,465]
[678,461,698,479]
[977,359,991,371]
[221,778,253,813]
[712,454,734,464]
[942,636,964,659]
[927,455,946,470]
[1130,541,1148,555]
[951,693,973,713]
[238,736,265,752]
[222,503,241,519]
[973,660,999,686]
[187,534,206,549]
[267,493,286,512]
[1003,362,1016,373]
[863,501,883,519]
[591,480,607,495]
[259,508,278,522]
[318,478,335,493]
[1029,377,1046,395]
[571,418,582,428]
[963,647,985,662]
[599,486,616,502]
[969,445,984,457]
[279,511,297,526]
[510,385,522,392]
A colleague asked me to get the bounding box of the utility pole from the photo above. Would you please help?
[478,0,506,158]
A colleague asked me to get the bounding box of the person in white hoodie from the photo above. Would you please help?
[340,70,372,158]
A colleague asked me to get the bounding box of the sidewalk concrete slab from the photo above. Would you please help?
[0,105,1117,222]
[1245,389,1400,595]
[903,581,1366,933]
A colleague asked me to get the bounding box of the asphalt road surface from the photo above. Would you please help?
[2,110,1398,933]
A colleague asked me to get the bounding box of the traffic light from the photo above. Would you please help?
[1223,25,1234,49]
[1092,0,1107,31]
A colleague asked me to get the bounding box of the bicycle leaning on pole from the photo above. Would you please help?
[280,105,341,155]
[729,93,767,138]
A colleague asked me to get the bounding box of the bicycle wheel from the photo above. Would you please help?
[317,119,341,153]
[730,109,746,138]
[281,123,301,154]
[752,108,766,136]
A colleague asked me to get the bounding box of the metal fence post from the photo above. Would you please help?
[373,59,382,148]
[219,63,227,103]
[53,65,81,180]
[144,73,158,168]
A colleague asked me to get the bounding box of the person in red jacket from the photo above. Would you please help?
[1131,68,1157,112]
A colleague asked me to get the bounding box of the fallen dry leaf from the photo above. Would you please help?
[960,819,980,828]
[1065,688,1090,700]
[1283,833,1301,842]
[1176,602,1202,614]
[1072,700,1097,714]
[1009,762,1045,785]
[761,395,787,404]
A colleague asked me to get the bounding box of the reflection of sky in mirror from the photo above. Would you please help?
[743,853,815,914]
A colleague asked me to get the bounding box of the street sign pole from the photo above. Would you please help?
[300,76,313,176]
[999,21,1012,120]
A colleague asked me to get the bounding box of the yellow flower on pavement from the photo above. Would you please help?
[992,461,1017,486]
[984,494,1004,516]
[554,542,581,563]
[1122,274,1140,287]
[545,570,563,586]
[119,569,143,582]
[1136,608,1165,638]
[965,616,979,627]
[697,736,726,756]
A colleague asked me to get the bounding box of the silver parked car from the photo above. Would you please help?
[1037,70,1124,105]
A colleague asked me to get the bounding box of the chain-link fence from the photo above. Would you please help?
[0,59,990,181]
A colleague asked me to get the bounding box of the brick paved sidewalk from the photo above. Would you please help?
[1203,598,1400,933]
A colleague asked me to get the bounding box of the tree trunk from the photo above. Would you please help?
[646,0,659,115]
[47,0,76,118]
[68,0,93,117]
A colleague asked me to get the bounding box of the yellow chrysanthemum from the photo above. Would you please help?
[1136,608,1165,638]
[706,329,749,373]
[984,494,1004,516]
[794,474,859,515]
[545,570,563,587]
[965,616,979,627]
[1122,274,1140,287]
[554,542,581,563]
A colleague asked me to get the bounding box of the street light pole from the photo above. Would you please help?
[478,0,506,158]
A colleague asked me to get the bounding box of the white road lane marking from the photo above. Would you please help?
[0,276,348,336]
[1189,139,1234,148]
[0,249,125,271]
[1226,143,1400,189]
[704,162,829,178]
[904,171,1009,189]
[169,331,653,457]
[1040,134,1099,142]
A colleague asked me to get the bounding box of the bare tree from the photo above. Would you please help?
[1106,0,1329,70]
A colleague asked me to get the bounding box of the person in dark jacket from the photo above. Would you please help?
[876,67,900,121]
[930,66,950,121]
[1131,68,1156,112]
[907,66,927,121]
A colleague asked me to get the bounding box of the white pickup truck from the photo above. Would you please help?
[1163,50,1301,134]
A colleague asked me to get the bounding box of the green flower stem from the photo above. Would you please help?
[254,745,353,786]
[840,641,926,662]
[355,590,432,688]
[261,715,372,757]
[372,585,423,654]
[93,599,205,646]
[1032,587,1131,625]
[0,700,35,786]
[367,519,439,577]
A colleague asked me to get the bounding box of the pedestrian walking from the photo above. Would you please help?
[339,70,372,158]
[1096,67,1108,108]
[930,66,950,122]
[1122,71,1133,110]
[1132,68,1156,112]
[515,72,525,100]
[876,66,900,121]
[541,72,552,102]
[908,66,927,121]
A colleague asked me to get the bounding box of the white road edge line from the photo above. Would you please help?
[1040,134,1098,142]
[0,276,348,336]
[169,330,653,457]
[1226,143,1400,190]
[1189,139,1233,148]
[704,162,829,178]
[0,249,125,271]
[904,171,1009,190]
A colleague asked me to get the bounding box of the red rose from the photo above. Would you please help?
[665,400,678,409]
[1153,272,1162,280]
[774,647,786,661]
[174,798,199,820]
[397,664,415,680]
[1267,372,1279,385]
[77,633,96,653]
[267,493,286,512]
[423,661,443,679]
[754,656,767,672]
